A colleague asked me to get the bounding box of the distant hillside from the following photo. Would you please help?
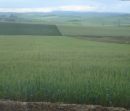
[0,22,62,36]
[0,12,130,26]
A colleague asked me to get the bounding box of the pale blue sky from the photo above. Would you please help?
[0,0,130,13]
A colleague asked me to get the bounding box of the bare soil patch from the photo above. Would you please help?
[0,101,129,111]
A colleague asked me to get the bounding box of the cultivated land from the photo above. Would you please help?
[58,25,130,44]
[58,25,130,37]
[0,12,130,108]
[0,22,61,36]
[0,36,130,108]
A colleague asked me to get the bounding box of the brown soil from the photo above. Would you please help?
[0,101,129,111]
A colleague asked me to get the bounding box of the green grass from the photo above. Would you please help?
[0,36,130,108]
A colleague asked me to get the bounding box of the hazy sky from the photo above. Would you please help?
[0,0,130,13]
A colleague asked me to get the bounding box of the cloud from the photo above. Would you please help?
[94,1,130,13]
[0,5,96,13]
[0,3,129,13]
[0,8,53,13]
[59,5,96,12]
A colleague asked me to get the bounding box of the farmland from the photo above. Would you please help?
[0,22,61,36]
[58,25,130,37]
[0,36,130,108]
[0,12,130,108]
[58,25,130,44]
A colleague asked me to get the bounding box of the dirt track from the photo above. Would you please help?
[0,101,129,111]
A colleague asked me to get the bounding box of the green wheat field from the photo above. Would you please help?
[0,36,130,107]
[0,12,130,108]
